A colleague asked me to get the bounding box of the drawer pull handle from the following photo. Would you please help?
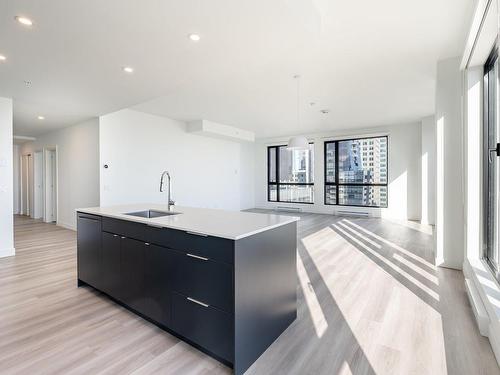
[186,231,209,237]
[145,242,150,246]
[186,253,209,261]
[113,234,118,237]
[187,297,209,308]
[121,236,126,239]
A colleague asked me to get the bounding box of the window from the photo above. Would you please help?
[324,136,388,207]
[268,144,314,204]
[483,47,500,278]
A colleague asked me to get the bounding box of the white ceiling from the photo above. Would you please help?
[0,0,474,138]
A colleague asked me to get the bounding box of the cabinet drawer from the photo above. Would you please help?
[102,217,146,241]
[171,292,233,363]
[173,252,233,313]
[145,226,234,264]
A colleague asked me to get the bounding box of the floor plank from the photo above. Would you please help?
[0,213,497,375]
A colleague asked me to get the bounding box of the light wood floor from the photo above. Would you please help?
[0,214,498,375]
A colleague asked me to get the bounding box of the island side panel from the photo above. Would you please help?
[233,221,297,375]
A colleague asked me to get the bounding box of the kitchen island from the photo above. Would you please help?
[76,204,298,375]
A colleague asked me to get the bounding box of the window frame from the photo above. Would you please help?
[483,46,500,279]
[267,144,315,204]
[324,135,389,208]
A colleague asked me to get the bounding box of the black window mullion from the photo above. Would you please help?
[276,146,280,202]
[335,140,339,205]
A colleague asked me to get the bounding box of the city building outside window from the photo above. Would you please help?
[324,136,388,207]
[267,144,314,204]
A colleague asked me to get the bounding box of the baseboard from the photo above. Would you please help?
[57,221,76,231]
[436,257,463,270]
[0,247,15,258]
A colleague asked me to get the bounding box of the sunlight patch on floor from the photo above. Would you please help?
[332,223,440,303]
[392,253,439,284]
[297,250,328,338]
[343,219,436,270]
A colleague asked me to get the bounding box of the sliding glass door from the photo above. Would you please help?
[484,48,500,276]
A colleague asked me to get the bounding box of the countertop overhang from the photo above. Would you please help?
[77,204,299,240]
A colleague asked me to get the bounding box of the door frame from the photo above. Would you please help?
[43,147,59,224]
[20,153,31,216]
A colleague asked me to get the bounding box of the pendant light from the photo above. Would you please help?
[287,75,309,150]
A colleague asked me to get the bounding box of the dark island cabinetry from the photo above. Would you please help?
[77,211,297,374]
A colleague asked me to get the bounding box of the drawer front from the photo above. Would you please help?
[171,292,233,363]
[102,217,146,241]
[173,252,233,313]
[145,226,234,264]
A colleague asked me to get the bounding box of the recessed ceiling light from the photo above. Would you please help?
[189,34,201,42]
[122,66,134,73]
[37,116,45,120]
[15,16,33,26]
[0,55,6,61]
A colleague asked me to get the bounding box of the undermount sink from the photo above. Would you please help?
[124,210,180,218]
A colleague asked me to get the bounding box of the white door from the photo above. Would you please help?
[33,151,44,219]
[28,154,34,217]
[20,154,31,216]
[20,155,26,215]
[51,151,57,222]
[45,150,57,223]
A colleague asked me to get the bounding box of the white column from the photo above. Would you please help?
[435,57,465,269]
[465,67,483,261]
[421,115,436,225]
[0,97,14,258]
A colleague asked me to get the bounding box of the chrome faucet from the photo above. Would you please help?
[160,171,175,211]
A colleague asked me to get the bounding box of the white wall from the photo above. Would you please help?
[421,116,436,225]
[435,56,464,270]
[254,122,423,221]
[99,109,255,211]
[13,144,20,215]
[239,142,255,210]
[21,118,100,230]
[0,97,14,258]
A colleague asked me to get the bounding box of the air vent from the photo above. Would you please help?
[276,206,302,213]
[465,278,489,336]
[336,210,369,217]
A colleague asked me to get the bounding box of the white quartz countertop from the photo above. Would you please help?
[76,204,299,240]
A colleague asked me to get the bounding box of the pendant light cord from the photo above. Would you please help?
[295,75,300,130]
